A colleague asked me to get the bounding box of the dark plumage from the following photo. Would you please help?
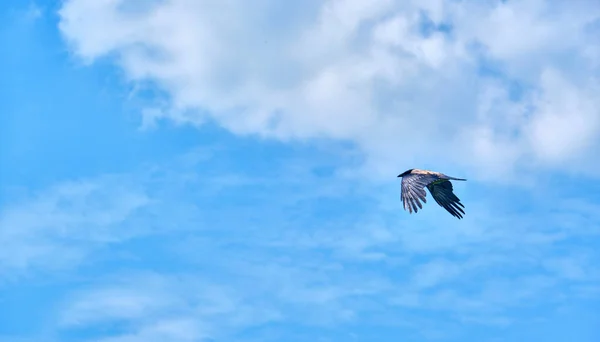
[397,168,467,219]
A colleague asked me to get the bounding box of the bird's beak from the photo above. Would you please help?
[397,174,401,177]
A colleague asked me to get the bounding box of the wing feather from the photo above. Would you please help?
[400,173,440,214]
[426,180,466,219]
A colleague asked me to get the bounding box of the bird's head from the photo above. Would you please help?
[397,169,414,178]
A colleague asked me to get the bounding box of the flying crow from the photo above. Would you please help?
[397,169,467,219]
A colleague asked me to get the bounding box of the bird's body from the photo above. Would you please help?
[397,168,467,219]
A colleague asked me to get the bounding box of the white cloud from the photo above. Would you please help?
[527,69,600,164]
[57,0,600,181]
[60,273,215,342]
[410,258,460,289]
[0,176,150,277]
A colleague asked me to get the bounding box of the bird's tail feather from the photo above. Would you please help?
[447,176,467,181]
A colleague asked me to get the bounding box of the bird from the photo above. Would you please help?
[397,169,467,219]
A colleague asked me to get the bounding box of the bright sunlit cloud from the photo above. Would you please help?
[58,0,600,180]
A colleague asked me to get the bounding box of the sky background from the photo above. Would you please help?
[1,0,600,341]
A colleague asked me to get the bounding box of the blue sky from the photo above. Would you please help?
[1,1,600,341]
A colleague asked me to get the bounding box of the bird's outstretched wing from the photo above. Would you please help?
[400,173,442,214]
[426,180,465,219]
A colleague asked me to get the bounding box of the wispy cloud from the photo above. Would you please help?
[0,175,150,279]
[3,143,598,341]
